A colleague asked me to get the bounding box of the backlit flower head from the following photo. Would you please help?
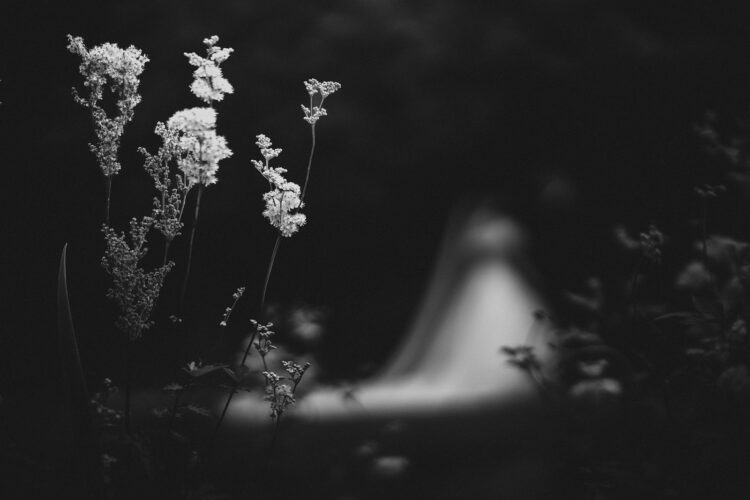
[251,134,306,237]
[167,107,216,133]
[301,78,341,125]
[184,35,234,104]
[67,35,149,176]
[167,107,232,187]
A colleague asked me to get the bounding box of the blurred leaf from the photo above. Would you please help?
[183,363,229,378]
[656,312,716,326]
[170,431,188,443]
[691,296,723,318]
[184,404,212,418]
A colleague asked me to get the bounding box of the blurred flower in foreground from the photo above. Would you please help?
[675,260,712,293]
[288,305,326,345]
[370,456,410,479]
[569,377,622,413]
[718,365,750,402]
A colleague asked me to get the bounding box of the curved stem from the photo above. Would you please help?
[179,186,203,316]
[124,340,132,434]
[213,232,282,438]
[301,123,316,204]
[260,234,282,317]
[162,239,171,267]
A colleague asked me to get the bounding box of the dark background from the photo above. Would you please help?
[4,0,750,477]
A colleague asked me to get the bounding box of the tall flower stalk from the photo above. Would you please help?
[101,217,174,431]
[213,81,340,436]
[67,35,148,225]
[174,36,234,316]
[301,79,341,202]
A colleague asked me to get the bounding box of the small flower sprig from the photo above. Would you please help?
[639,224,665,265]
[300,79,341,202]
[140,122,190,265]
[252,134,307,238]
[67,35,149,224]
[251,321,310,451]
[220,286,246,327]
[184,35,234,105]
[251,322,310,419]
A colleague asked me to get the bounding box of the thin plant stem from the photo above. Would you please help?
[628,256,643,318]
[701,198,709,262]
[301,124,316,203]
[162,239,171,267]
[267,415,281,462]
[301,93,321,204]
[212,231,282,439]
[180,186,203,316]
[168,390,182,430]
[124,340,132,434]
[260,234,282,314]
[105,175,112,226]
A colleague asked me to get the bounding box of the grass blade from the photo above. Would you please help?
[57,243,104,496]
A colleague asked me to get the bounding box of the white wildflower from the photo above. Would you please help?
[167,107,231,187]
[67,35,149,176]
[252,134,306,236]
[301,79,340,125]
[184,35,234,104]
[263,186,306,237]
[167,107,216,133]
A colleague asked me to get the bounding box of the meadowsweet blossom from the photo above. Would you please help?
[282,360,311,387]
[184,35,234,104]
[166,107,232,187]
[263,187,306,237]
[304,78,342,98]
[67,35,149,176]
[251,134,306,237]
[101,218,173,340]
[140,122,189,242]
[167,107,217,132]
[301,78,341,125]
[262,371,296,419]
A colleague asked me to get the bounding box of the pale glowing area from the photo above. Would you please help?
[297,259,549,420]
[222,213,552,425]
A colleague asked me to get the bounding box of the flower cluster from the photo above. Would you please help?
[281,360,311,389]
[166,107,232,187]
[261,371,295,420]
[140,122,190,242]
[248,320,311,419]
[639,224,664,264]
[301,78,341,125]
[101,217,174,340]
[184,36,234,104]
[251,134,306,237]
[67,35,149,176]
[251,319,277,356]
[220,286,246,327]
